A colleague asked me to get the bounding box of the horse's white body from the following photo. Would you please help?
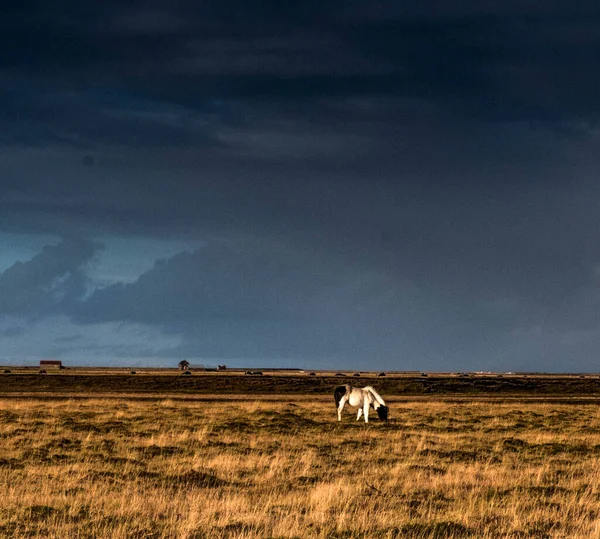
[334,385,388,423]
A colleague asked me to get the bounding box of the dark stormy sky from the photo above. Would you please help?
[3,2,600,371]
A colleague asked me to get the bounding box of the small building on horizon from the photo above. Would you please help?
[40,360,64,369]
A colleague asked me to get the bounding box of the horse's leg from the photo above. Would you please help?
[356,408,362,421]
[337,396,347,421]
[363,401,370,423]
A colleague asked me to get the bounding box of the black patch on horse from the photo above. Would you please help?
[334,385,347,408]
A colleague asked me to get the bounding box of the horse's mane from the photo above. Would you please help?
[364,386,386,406]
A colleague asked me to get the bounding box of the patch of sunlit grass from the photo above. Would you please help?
[1,397,600,537]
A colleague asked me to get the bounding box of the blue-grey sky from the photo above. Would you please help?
[3,2,600,371]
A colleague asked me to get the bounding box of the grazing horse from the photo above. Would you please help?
[334,385,389,423]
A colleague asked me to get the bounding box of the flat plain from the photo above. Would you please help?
[2,370,600,538]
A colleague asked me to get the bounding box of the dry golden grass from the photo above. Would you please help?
[2,396,600,538]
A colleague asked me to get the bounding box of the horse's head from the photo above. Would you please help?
[376,405,389,421]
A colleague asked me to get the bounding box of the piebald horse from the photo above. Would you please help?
[334,385,389,423]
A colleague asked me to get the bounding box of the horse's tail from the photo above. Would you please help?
[364,386,386,406]
[334,385,348,408]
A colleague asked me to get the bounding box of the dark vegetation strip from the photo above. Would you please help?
[3,396,600,406]
[1,374,600,395]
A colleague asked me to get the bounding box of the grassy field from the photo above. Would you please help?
[2,387,600,538]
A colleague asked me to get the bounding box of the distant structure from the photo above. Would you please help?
[40,360,63,369]
[178,360,190,371]
[218,364,227,371]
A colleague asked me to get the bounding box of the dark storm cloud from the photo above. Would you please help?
[74,241,349,325]
[64,234,599,366]
[0,80,226,149]
[4,1,600,140]
[4,1,600,369]
[3,1,599,210]
[0,238,102,316]
[70,239,428,362]
[2,1,597,242]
